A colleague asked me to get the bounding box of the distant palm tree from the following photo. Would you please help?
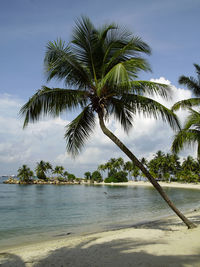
[18,165,33,182]
[140,157,148,168]
[84,171,92,180]
[172,64,200,111]
[115,157,124,171]
[20,17,195,228]
[63,171,69,179]
[45,162,53,176]
[172,109,200,159]
[35,160,48,180]
[53,166,64,177]
[124,161,133,180]
[182,156,197,172]
[97,164,106,176]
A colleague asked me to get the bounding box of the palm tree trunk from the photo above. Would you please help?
[98,112,196,229]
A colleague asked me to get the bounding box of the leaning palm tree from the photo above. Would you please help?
[172,108,200,159]
[172,64,200,111]
[20,17,195,228]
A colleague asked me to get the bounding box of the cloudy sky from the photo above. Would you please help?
[0,0,199,176]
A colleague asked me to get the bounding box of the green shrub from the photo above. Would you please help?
[91,171,103,182]
[104,176,118,183]
[104,171,128,183]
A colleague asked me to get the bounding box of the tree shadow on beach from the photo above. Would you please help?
[1,214,200,267]
[0,252,26,267]
[1,233,200,267]
[32,237,200,267]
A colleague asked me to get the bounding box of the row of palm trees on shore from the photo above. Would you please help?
[17,161,76,182]
[18,151,200,184]
[96,153,200,183]
[19,16,200,228]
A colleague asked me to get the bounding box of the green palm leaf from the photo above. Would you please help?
[120,94,181,131]
[20,86,87,128]
[45,39,91,89]
[173,63,200,111]
[184,108,200,130]
[129,80,170,99]
[172,98,200,111]
[108,97,134,133]
[172,108,200,158]
[172,129,200,157]
[65,106,96,156]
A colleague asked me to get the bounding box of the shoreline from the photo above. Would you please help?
[3,178,200,190]
[1,210,200,266]
[99,181,200,190]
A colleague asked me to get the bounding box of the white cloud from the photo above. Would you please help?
[0,79,196,176]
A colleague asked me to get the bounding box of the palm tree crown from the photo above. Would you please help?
[20,16,179,156]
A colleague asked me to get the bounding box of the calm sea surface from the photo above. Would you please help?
[1,177,200,249]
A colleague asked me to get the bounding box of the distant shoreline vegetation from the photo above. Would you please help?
[3,150,200,185]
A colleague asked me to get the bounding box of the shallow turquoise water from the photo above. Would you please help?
[0,179,200,248]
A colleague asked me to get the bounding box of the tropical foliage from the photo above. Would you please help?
[98,154,200,183]
[35,160,51,180]
[84,171,92,181]
[172,109,200,158]
[17,165,34,182]
[104,170,128,183]
[172,64,200,111]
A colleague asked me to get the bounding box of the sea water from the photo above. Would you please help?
[0,178,200,249]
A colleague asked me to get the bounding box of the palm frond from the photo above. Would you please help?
[20,87,87,128]
[101,58,150,93]
[183,108,200,130]
[71,16,101,83]
[172,98,200,111]
[65,106,96,156]
[108,97,134,132]
[103,40,151,75]
[172,129,200,155]
[120,94,181,131]
[98,24,117,42]
[179,76,200,96]
[194,63,200,76]
[44,39,91,89]
[128,80,171,99]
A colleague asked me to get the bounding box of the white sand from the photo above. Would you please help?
[99,180,200,190]
[0,210,200,267]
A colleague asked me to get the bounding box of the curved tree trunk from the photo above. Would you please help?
[98,112,196,229]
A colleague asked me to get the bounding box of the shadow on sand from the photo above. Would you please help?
[1,216,200,267]
[1,238,200,267]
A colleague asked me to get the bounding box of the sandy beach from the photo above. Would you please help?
[99,180,200,190]
[0,209,200,267]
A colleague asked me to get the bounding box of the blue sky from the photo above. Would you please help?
[0,0,199,175]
